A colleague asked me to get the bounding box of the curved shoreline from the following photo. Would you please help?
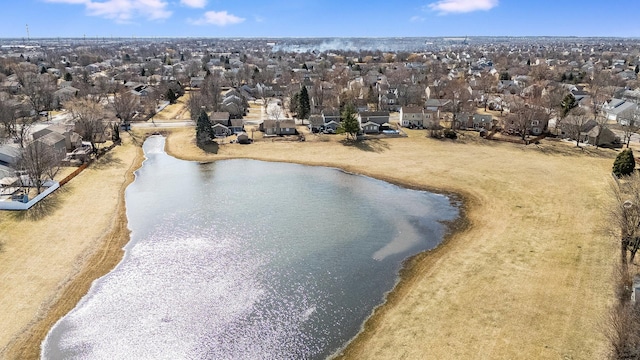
[2,128,616,359]
[2,139,144,360]
[6,132,471,359]
[162,132,480,359]
[162,129,615,359]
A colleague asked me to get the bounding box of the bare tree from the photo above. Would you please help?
[266,101,283,120]
[564,107,591,147]
[0,95,19,141]
[20,140,61,194]
[21,73,57,113]
[622,108,640,148]
[445,78,472,130]
[66,98,108,154]
[200,73,222,112]
[508,101,547,140]
[187,92,208,121]
[609,173,640,263]
[541,85,566,134]
[112,88,139,126]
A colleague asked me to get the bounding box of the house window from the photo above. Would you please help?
[531,120,539,126]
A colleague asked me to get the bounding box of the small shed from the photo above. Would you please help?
[237,132,251,144]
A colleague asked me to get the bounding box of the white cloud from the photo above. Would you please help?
[43,0,172,22]
[410,16,425,22]
[427,0,498,14]
[180,0,206,8]
[188,10,245,26]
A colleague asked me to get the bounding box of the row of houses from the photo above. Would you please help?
[306,110,395,135]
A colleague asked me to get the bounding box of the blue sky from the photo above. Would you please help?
[1,0,639,38]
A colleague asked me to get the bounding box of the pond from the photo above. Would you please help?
[42,136,459,359]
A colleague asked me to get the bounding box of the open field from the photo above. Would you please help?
[0,126,621,359]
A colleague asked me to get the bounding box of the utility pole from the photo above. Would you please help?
[25,24,30,42]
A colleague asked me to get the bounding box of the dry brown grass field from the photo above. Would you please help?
[0,124,622,359]
[0,133,143,359]
[152,91,192,120]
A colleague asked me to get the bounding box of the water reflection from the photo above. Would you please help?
[42,136,458,360]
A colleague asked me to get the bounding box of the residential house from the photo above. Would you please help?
[603,98,637,125]
[504,114,549,136]
[210,112,231,126]
[586,126,617,146]
[361,121,380,134]
[399,106,436,128]
[0,144,21,167]
[259,120,297,136]
[1,79,21,94]
[425,98,452,113]
[379,89,399,111]
[561,119,617,146]
[229,119,244,134]
[357,111,390,127]
[353,99,369,113]
[53,86,79,109]
[322,109,341,124]
[211,123,232,137]
[0,164,17,181]
[323,120,341,132]
[34,132,67,161]
[32,124,83,152]
[456,113,494,130]
[190,76,205,88]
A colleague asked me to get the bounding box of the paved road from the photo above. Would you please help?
[131,120,195,128]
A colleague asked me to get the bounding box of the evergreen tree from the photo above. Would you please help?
[561,93,578,118]
[367,85,377,106]
[166,88,177,104]
[500,72,510,80]
[636,64,639,74]
[64,72,73,82]
[196,109,212,145]
[613,149,636,177]
[338,104,360,140]
[289,92,300,116]
[180,53,185,62]
[299,86,310,119]
[40,66,47,74]
[112,123,121,143]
